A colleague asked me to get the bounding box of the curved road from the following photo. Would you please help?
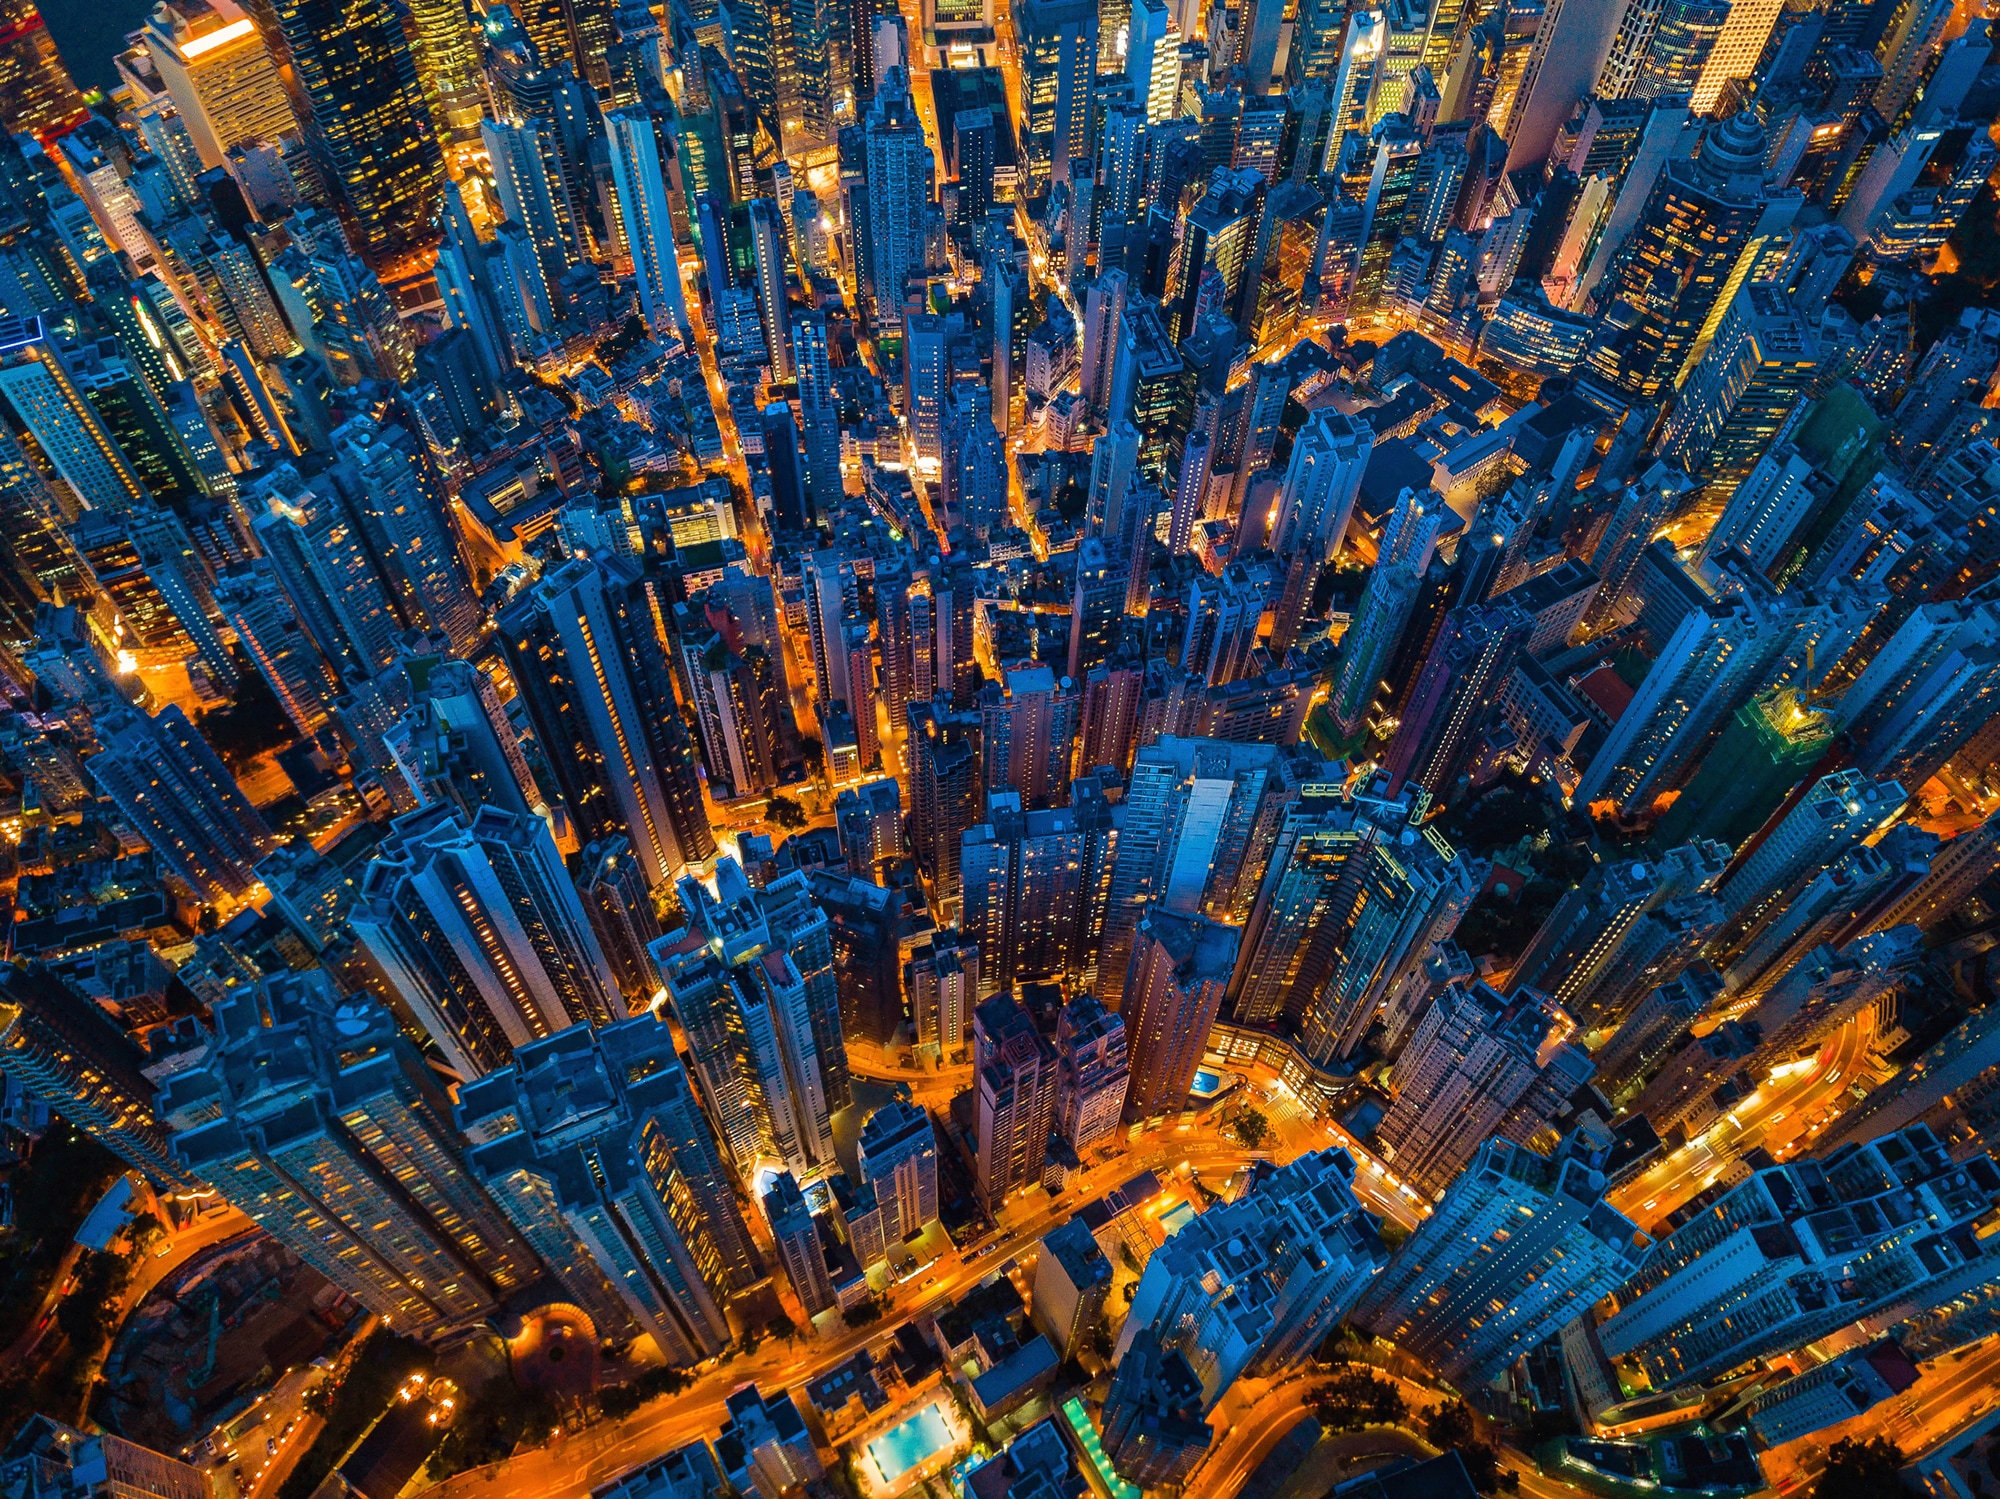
[1609,1017,1874,1234]
[410,1135,1271,1499]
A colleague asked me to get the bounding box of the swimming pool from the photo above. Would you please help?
[1190,1067,1224,1096]
[868,1403,953,1485]
[1160,1200,1197,1236]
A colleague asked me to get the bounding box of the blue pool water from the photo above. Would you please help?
[1190,1067,1224,1096]
[868,1403,952,1483]
[1161,1201,1197,1236]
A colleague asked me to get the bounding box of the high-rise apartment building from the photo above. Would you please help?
[1116,1149,1385,1405]
[457,1017,757,1361]
[908,697,982,911]
[905,932,980,1054]
[1383,602,1533,799]
[1510,841,1729,1031]
[857,1099,938,1240]
[1032,1216,1111,1358]
[1712,770,1905,958]
[979,666,1080,811]
[1055,993,1129,1153]
[1097,737,1312,1008]
[1100,1329,1212,1486]
[960,787,1114,991]
[1231,778,1478,1062]
[332,417,484,653]
[349,803,626,1079]
[1352,1129,1645,1382]
[1122,911,1239,1124]
[606,108,692,337]
[271,0,445,268]
[763,1169,837,1318]
[87,706,277,903]
[1597,1125,2000,1391]
[835,779,904,875]
[500,555,712,889]
[159,972,541,1337]
[860,67,934,328]
[578,837,665,1001]
[1375,980,1595,1197]
[649,859,845,1181]
[972,993,1059,1210]
[0,965,200,1188]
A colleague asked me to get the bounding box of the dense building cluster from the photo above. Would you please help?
[2,0,2000,1490]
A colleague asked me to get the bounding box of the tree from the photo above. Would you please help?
[1425,1402,1502,1494]
[1815,1438,1905,1499]
[767,794,809,829]
[1313,1369,1407,1431]
[428,1380,562,1480]
[1225,1105,1271,1150]
[1425,1401,1476,1451]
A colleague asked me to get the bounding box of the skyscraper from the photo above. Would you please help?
[1327,562,1420,739]
[1597,1125,2000,1392]
[1230,777,1479,1062]
[606,108,692,337]
[1657,283,1823,501]
[407,0,485,144]
[1509,841,1730,1030]
[332,416,484,653]
[578,837,665,1001]
[249,465,401,679]
[457,1017,757,1361]
[961,791,1104,991]
[1097,737,1310,1008]
[1351,1129,1645,1383]
[349,803,626,1079]
[748,197,793,380]
[0,0,85,140]
[1055,993,1130,1152]
[1712,769,1905,958]
[1018,0,1096,192]
[979,666,1080,811]
[500,556,712,889]
[861,67,935,329]
[1100,1330,1212,1486]
[1115,1148,1385,1405]
[1121,911,1238,1124]
[144,0,297,169]
[972,993,1059,1210]
[87,706,276,903]
[857,1099,939,1240]
[649,859,845,1181]
[271,0,446,268]
[763,1169,837,1317]
[1375,979,1595,1197]
[1587,109,1798,397]
[215,563,341,740]
[160,972,541,1337]
[1382,602,1533,799]
[908,696,982,911]
[0,965,200,1188]
[1032,1217,1111,1357]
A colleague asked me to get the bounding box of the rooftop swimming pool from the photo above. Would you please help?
[867,1403,952,1485]
[1190,1067,1225,1096]
[1161,1200,1197,1236]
